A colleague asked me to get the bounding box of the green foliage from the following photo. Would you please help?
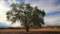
[6,3,45,28]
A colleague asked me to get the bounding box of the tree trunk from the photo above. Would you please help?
[26,25,29,34]
[25,19,29,34]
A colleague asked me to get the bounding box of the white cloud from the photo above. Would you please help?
[26,0,60,27]
[8,0,18,4]
[0,0,10,25]
[44,14,60,26]
[11,21,21,27]
[0,0,21,27]
[25,0,60,13]
[0,0,60,27]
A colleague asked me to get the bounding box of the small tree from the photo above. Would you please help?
[6,3,45,33]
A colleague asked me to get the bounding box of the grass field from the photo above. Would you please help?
[0,27,60,34]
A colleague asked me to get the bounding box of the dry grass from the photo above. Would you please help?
[0,27,60,32]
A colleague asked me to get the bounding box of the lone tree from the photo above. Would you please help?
[6,3,45,33]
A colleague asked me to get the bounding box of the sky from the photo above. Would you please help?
[0,0,60,27]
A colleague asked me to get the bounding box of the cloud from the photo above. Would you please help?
[44,14,60,26]
[10,21,21,27]
[0,0,60,27]
[25,0,60,27]
[4,0,26,5]
[25,0,60,13]
[0,0,10,22]
[0,22,10,28]
[0,0,22,27]
[0,0,11,26]
[0,0,18,27]
[46,11,60,17]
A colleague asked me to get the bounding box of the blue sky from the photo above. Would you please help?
[0,22,9,28]
[0,0,60,27]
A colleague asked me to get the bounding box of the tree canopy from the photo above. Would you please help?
[6,3,45,28]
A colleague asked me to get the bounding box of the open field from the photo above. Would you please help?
[0,27,60,34]
[0,27,60,32]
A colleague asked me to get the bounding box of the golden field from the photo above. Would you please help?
[0,27,60,32]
